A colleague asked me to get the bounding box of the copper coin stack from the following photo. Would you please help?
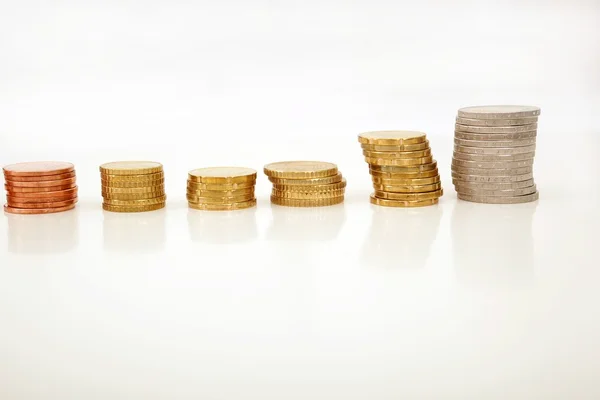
[187,167,257,211]
[452,105,540,204]
[100,161,166,212]
[264,161,346,207]
[3,161,78,214]
[358,131,443,207]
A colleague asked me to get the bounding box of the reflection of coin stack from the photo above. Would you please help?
[264,161,346,207]
[100,161,166,212]
[452,105,540,204]
[188,209,257,243]
[187,167,257,211]
[103,210,166,252]
[7,211,78,253]
[358,131,443,207]
[3,161,78,214]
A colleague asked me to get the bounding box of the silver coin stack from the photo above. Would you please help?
[451,105,540,204]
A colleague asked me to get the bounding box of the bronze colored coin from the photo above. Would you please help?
[373,189,443,201]
[457,191,540,204]
[455,116,538,126]
[101,171,164,181]
[4,203,76,214]
[360,141,430,152]
[101,184,165,194]
[452,158,534,169]
[372,182,442,193]
[7,192,78,203]
[371,175,440,186]
[369,168,439,179]
[187,180,255,191]
[6,186,78,198]
[454,130,537,141]
[369,195,439,208]
[186,186,255,198]
[264,161,338,179]
[6,177,77,188]
[3,161,74,177]
[103,195,167,206]
[451,166,533,176]
[5,171,76,182]
[99,161,163,175]
[272,179,347,192]
[268,173,343,186]
[102,191,165,201]
[187,193,255,204]
[453,151,535,162]
[188,167,257,184]
[370,161,438,173]
[7,198,78,209]
[5,183,77,193]
[362,148,432,159]
[455,123,537,134]
[451,172,534,183]
[457,105,541,120]
[366,155,433,166]
[454,137,536,148]
[453,144,536,155]
[271,188,345,199]
[102,202,165,213]
[358,131,427,145]
[189,198,256,211]
[270,195,344,207]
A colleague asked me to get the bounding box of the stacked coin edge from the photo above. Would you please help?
[187,167,257,211]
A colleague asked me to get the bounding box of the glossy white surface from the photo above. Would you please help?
[1,1,599,398]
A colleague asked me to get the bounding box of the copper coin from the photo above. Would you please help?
[5,183,77,193]
[4,203,76,215]
[5,187,78,199]
[4,171,76,182]
[5,177,77,188]
[3,161,74,177]
[7,193,78,203]
[7,198,78,209]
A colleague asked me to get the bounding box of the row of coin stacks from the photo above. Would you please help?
[187,167,257,210]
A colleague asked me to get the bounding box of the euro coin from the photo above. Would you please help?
[369,195,438,208]
[7,198,77,209]
[454,130,537,141]
[4,203,76,214]
[186,187,255,198]
[271,188,346,199]
[189,199,256,211]
[451,166,533,176]
[452,179,535,190]
[5,171,76,182]
[365,155,433,166]
[370,161,437,173]
[371,175,440,186]
[187,181,255,191]
[6,177,77,188]
[264,161,338,179]
[452,158,534,169]
[369,168,439,179]
[362,148,432,159]
[187,193,255,204]
[457,105,541,120]
[373,189,443,201]
[102,202,165,213]
[457,191,539,204]
[453,151,535,162]
[360,141,430,152]
[99,161,163,175]
[455,116,538,126]
[454,137,536,148]
[188,167,257,184]
[270,195,344,207]
[453,144,536,155]
[451,172,534,183]
[268,173,343,186]
[3,161,74,177]
[272,179,347,192]
[455,123,537,134]
[358,130,427,145]
[372,182,442,193]
[103,195,167,206]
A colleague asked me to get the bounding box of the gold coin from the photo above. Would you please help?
[101,179,164,188]
[358,131,427,145]
[102,191,165,201]
[189,198,256,211]
[371,175,440,186]
[360,141,430,152]
[101,171,164,181]
[362,148,432,159]
[188,166,257,184]
[187,180,255,191]
[370,195,439,208]
[271,188,345,199]
[372,182,442,193]
[103,195,167,206]
[99,161,163,175]
[272,179,347,192]
[268,173,343,186]
[102,202,165,213]
[101,184,165,194]
[186,187,255,198]
[373,189,443,201]
[264,161,338,179]
[187,193,255,204]
[365,155,433,166]
[369,168,439,179]
[270,195,344,207]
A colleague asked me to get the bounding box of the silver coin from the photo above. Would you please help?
[453,144,536,155]
[457,105,541,120]
[454,137,536,148]
[455,123,537,134]
[451,165,533,176]
[453,151,535,162]
[457,191,539,204]
[452,178,535,190]
[452,158,534,170]
[451,172,533,183]
[455,184,537,197]
[456,116,538,127]
[454,130,537,141]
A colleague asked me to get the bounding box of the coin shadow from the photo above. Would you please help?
[265,203,347,242]
[360,204,442,269]
[6,207,79,254]
[187,207,258,244]
[102,208,166,253]
[451,200,537,289]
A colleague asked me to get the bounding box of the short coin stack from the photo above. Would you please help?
[265,161,346,207]
[187,167,257,211]
[452,105,540,204]
[3,161,78,214]
[358,131,443,207]
[100,161,166,212]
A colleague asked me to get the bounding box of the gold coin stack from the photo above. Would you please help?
[187,167,257,211]
[100,161,166,212]
[264,161,346,207]
[358,131,443,207]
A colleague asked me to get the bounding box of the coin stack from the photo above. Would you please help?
[264,161,346,207]
[3,161,78,214]
[100,161,166,212]
[452,105,540,204]
[187,167,257,211]
[358,131,443,207]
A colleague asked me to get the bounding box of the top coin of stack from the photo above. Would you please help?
[265,161,346,207]
[452,105,540,204]
[358,131,443,207]
[187,167,257,211]
[3,161,78,214]
[100,161,166,212]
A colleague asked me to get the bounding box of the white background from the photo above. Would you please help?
[1,1,599,399]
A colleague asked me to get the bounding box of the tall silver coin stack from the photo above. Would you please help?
[451,105,541,204]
